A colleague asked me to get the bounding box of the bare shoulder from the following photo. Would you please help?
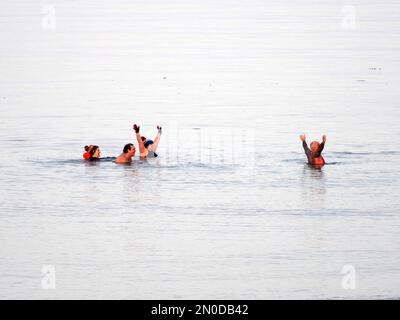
[115,154,126,164]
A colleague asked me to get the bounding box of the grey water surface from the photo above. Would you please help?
[0,0,400,299]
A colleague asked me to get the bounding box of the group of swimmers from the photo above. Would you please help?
[83,124,162,164]
[83,124,327,166]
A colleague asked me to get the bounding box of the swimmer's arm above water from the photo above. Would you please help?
[152,126,162,151]
[321,135,326,148]
[300,134,311,156]
[133,124,146,155]
[315,135,326,156]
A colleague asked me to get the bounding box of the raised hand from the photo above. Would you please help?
[299,134,306,142]
[133,124,140,133]
[322,135,326,143]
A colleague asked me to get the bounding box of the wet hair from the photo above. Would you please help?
[141,136,146,142]
[123,143,134,153]
[85,145,99,156]
[144,140,154,149]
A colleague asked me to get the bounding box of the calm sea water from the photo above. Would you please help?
[1,0,400,299]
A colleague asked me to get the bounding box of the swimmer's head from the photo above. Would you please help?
[144,140,154,149]
[310,141,320,153]
[123,143,135,156]
[141,136,146,142]
[83,145,100,160]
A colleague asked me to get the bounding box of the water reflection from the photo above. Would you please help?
[301,164,326,207]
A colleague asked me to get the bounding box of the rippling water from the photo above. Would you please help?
[1,0,400,299]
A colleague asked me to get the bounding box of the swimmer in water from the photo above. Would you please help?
[115,143,136,164]
[83,145,101,161]
[300,134,326,166]
[133,124,162,159]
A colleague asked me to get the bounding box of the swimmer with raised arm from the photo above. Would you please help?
[300,134,326,166]
[83,145,101,161]
[115,143,136,164]
[133,124,162,159]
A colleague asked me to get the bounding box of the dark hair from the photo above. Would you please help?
[141,136,146,142]
[84,145,99,157]
[123,143,134,153]
[144,140,154,149]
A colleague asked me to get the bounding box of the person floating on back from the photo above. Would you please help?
[83,145,101,161]
[299,134,326,166]
[115,143,136,164]
[133,124,162,159]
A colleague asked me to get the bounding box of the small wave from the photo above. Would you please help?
[30,157,117,166]
[181,162,237,171]
[66,157,116,163]
[331,151,372,156]
[1,139,28,142]
[281,159,305,163]
[281,159,342,165]
[331,151,400,156]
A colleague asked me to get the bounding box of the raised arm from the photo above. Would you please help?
[315,135,326,156]
[300,134,311,156]
[133,124,146,155]
[151,126,162,151]
[321,135,326,150]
